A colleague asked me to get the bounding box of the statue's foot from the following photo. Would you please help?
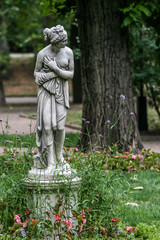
[55,156,71,174]
[44,165,55,174]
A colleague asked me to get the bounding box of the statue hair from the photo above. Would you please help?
[43,25,67,44]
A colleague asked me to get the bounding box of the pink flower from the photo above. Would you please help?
[15,215,21,224]
[125,226,137,232]
[25,209,31,215]
[80,210,85,216]
[82,219,86,224]
[54,215,61,221]
[65,220,73,227]
[109,147,111,151]
[67,157,71,161]
[131,155,136,160]
[123,155,128,159]
[23,222,27,228]
[138,154,143,159]
[74,148,78,152]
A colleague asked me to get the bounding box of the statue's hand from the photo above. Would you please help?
[43,56,58,71]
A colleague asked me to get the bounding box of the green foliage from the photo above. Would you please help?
[135,222,160,239]
[0,134,160,238]
[0,0,44,53]
[0,132,79,148]
[130,26,160,117]
[120,0,159,30]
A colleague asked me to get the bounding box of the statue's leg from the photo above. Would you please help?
[43,97,56,167]
[55,103,67,162]
[55,129,65,161]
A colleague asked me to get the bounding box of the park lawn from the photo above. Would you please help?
[0,157,160,229]
[0,133,160,238]
[0,132,80,149]
[118,170,160,226]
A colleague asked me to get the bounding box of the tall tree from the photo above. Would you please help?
[77,0,143,152]
[70,21,82,103]
[0,0,44,105]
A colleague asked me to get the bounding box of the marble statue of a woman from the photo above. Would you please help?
[29,25,74,176]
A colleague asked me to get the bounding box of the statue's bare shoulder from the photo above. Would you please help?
[64,46,73,58]
[38,45,51,59]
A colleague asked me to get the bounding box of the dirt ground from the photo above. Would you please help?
[4,55,37,96]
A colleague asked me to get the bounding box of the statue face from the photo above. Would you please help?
[55,39,67,48]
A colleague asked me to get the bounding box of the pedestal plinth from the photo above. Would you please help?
[25,164,81,222]
[25,169,80,215]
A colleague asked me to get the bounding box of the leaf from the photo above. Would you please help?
[123,16,132,26]
[122,17,132,27]
[31,219,39,230]
[132,186,144,190]
[100,225,107,237]
[77,215,83,222]
[44,220,52,229]
[138,5,151,16]
[59,210,65,217]
[71,210,79,218]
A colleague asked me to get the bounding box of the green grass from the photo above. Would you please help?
[0,132,80,148]
[119,171,160,226]
[66,105,82,126]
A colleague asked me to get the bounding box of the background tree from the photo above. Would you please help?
[77,0,143,152]
[131,27,160,130]
[40,0,82,103]
[70,20,82,103]
[0,0,44,105]
[121,0,160,131]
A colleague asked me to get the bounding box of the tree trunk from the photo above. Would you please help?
[77,0,143,152]
[0,79,6,106]
[0,17,10,106]
[70,23,82,103]
[137,83,148,131]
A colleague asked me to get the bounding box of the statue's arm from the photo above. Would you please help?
[34,52,57,85]
[43,49,74,80]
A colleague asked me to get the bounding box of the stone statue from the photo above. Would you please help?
[29,25,74,178]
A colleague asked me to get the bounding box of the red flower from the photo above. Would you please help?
[111,217,121,223]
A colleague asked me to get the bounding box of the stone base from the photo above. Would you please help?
[25,161,81,238]
[28,159,76,181]
[24,175,81,229]
[25,177,80,239]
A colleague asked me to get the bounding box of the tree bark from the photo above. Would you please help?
[0,18,10,106]
[0,79,6,106]
[70,23,82,103]
[77,0,143,152]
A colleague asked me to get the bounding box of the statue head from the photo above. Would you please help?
[43,25,67,46]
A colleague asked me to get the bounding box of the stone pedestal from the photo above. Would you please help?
[25,176,80,218]
[25,167,81,239]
